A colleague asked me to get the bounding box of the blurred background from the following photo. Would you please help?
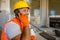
[0,0,60,40]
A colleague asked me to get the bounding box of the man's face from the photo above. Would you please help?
[19,8,29,17]
[18,8,30,22]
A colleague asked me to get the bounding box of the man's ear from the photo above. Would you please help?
[17,12,22,17]
[15,12,18,17]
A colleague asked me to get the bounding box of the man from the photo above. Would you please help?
[1,1,36,40]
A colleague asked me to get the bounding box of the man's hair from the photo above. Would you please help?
[14,9,19,17]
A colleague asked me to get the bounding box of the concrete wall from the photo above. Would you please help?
[30,0,40,26]
[49,0,60,15]
[10,0,19,15]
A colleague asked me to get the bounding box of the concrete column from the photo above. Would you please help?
[40,0,49,27]
[0,0,11,28]
[1,0,10,13]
